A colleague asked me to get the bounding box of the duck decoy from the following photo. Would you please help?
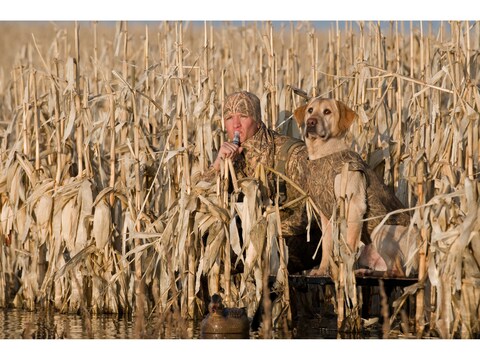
[200,294,249,339]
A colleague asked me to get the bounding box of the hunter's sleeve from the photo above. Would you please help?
[280,145,310,237]
[192,165,217,186]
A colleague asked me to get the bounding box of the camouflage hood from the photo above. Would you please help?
[223,91,262,123]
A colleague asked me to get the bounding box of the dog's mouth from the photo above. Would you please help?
[305,124,328,140]
[305,127,318,138]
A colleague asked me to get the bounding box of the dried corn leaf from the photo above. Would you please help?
[202,222,225,272]
[8,163,25,205]
[92,187,114,207]
[18,208,32,246]
[51,200,64,266]
[34,193,53,227]
[56,244,96,278]
[266,210,280,275]
[92,199,112,250]
[63,101,76,142]
[62,197,79,253]
[471,231,480,266]
[443,178,478,290]
[243,218,267,277]
[197,195,229,223]
[229,209,242,256]
[75,180,93,251]
[15,152,36,187]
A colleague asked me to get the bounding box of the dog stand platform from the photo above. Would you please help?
[275,273,419,319]
[285,273,418,288]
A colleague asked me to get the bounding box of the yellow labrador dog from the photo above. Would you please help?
[294,97,417,277]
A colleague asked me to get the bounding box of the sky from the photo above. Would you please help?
[1,0,477,21]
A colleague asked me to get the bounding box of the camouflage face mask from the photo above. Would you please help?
[223,91,262,123]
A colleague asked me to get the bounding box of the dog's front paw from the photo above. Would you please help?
[309,266,330,277]
[358,244,388,271]
[354,268,374,276]
[371,256,388,272]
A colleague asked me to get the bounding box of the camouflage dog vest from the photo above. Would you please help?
[308,149,410,244]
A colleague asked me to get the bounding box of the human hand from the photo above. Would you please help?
[212,140,243,171]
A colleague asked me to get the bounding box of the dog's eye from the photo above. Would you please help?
[307,107,313,114]
[323,109,331,115]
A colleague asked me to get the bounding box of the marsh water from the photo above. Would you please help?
[2,280,423,340]
[0,284,397,340]
[0,300,384,340]
[1,306,460,360]
[0,308,345,339]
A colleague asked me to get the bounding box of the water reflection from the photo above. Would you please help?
[0,308,210,339]
[0,308,382,339]
[0,309,137,339]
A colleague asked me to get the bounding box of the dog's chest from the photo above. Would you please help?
[306,154,339,217]
[307,150,410,229]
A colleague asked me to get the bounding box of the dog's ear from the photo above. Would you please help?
[293,105,307,128]
[337,101,356,133]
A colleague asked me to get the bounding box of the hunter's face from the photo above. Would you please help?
[224,112,259,144]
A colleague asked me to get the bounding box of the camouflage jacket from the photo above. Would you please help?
[199,125,309,238]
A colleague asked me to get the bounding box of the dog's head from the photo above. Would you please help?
[293,97,356,142]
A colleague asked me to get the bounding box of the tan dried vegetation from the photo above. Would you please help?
[0,21,479,339]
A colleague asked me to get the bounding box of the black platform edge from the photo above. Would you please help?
[271,274,419,288]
